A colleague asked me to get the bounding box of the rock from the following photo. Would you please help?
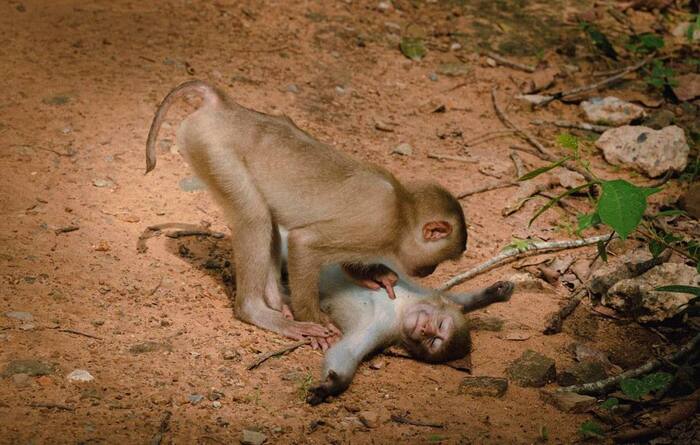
[604,263,700,322]
[673,73,700,102]
[642,109,675,130]
[671,22,700,42]
[241,429,267,445]
[212,401,222,409]
[5,311,33,321]
[12,373,29,386]
[285,84,299,94]
[178,176,206,192]
[19,323,35,331]
[428,72,438,81]
[377,1,392,12]
[43,95,71,106]
[188,394,205,405]
[515,94,553,106]
[507,272,555,294]
[572,343,619,374]
[92,178,114,188]
[222,349,241,361]
[358,410,380,428]
[470,316,504,332]
[588,247,670,296]
[581,97,646,126]
[595,125,690,178]
[67,369,94,382]
[540,390,596,413]
[2,359,54,377]
[679,182,700,220]
[391,143,413,156]
[485,57,497,67]
[458,376,508,397]
[129,341,172,354]
[506,350,556,387]
[368,359,385,370]
[436,62,471,77]
[556,359,607,386]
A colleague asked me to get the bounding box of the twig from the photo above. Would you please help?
[439,234,612,291]
[246,339,310,370]
[54,226,79,235]
[463,129,515,147]
[532,119,610,133]
[492,88,596,182]
[543,287,588,335]
[148,277,164,297]
[29,402,74,411]
[485,52,536,73]
[12,144,75,157]
[457,180,517,199]
[427,153,478,163]
[537,55,655,106]
[57,328,103,340]
[166,230,225,239]
[390,414,445,428]
[510,151,526,178]
[557,332,700,395]
[138,222,217,253]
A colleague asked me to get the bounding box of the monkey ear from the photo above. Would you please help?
[422,221,452,241]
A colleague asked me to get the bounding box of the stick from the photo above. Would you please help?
[532,119,610,133]
[246,339,310,370]
[54,226,79,235]
[457,180,517,199]
[612,394,699,443]
[390,414,445,429]
[463,129,516,147]
[439,234,612,291]
[166,230,225,239]
[485,52,536,73]
[557,332,700,395]
[510,151,526,178]
[427,153,478,163]
[29,402,74,411]
[151,411,172,445]
[543,287,587,335]
[57,328,103,340]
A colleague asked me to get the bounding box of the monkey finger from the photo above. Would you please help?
[308,336,321,350]
[326,322,342,337]
[356,278,381,290]
[281,304,294,320]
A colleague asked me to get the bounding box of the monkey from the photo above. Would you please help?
[145,80,468,345]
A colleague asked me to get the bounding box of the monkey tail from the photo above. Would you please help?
[145,79,219,174]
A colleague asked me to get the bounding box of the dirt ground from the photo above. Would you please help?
[0,0,687,444]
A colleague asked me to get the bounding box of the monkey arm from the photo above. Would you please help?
[341,263,398,300]
[446,281,514,313]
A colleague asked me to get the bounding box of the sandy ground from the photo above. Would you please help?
[0,1,678,443]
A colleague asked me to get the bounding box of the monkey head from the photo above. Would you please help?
[399,297,471,363]
[399,182,467,278]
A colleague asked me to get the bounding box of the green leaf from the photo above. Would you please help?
[620,372,673,399]
[503,237,535,252]
[655,285,700,297]
[577,212,601,234]
[600,397,619,410]
[597,240,608,262]
[400,37,426,61]
[597,179,648,239]
[557,133,579,151]
[654,209,686,218]
[642,372,673,392]
[519,157,571,181]
[649,240,666,258]
[620,378,647,400]
[579,420,605,439]
[529,182,593,227]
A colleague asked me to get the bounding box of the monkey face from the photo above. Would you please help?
[400,301,470,363]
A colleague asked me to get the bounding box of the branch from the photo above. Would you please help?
[543,287,587,335]
[457,180,518,199]
[485,52,536,73]
[246,339,310,370]
[531,119,610,133]
[391,414,445,428]
[427,153,478,163]
[557,332,700,395]
[439,234,612,291]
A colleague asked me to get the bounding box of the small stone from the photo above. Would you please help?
[335,86,346,95]
[458,376,508,397]
[178,176,206,192]
[556,359,607,386]
[450,42,462,51]
[241,429,267,445]
[436,62,472,77]
[129,341,172,354]
[92,178,114,188]
[358,410,380,428]
[540,390,596,413]
[369,359,385,370]
[19,323,35,331]
[507,272,555,294]
[498,331,531,341]
[679,182,700,220]
[469,316,504,332]
[285,84,299,94]
[67,369,94,382]
[673,73,700,102]
[188,394,205,405]
[595,125,690,178]
[506,350,556,387]
[12,373,29,386]
[515,94,553,106]
[222,350,241,361]
[377,1,392,12]
[428,72,438,81]
[581,97,645,126]
[94,240,110,252]
[2,359,55,377]
[5,311,33,322]
[391,143,413,156]
[212,401,222,409]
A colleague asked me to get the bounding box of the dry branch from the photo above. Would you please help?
[543,287,588,335]
[427,153,478,163]
[558,333,700,395]
[485,52,536,73]
[457,180,517,199]
[246,339,310,370]
[532,119,610,133]
[439,234,612,291]
[391,414,445,428]
[463,129,516,147]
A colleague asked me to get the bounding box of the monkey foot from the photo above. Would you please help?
[488,281,515,302]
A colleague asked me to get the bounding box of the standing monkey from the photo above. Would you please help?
[145,80,468,345]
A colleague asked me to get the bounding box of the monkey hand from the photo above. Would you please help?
[306,312,342,352]
[306,370,348,406]
[342,263,398,300]
[485,281,515,302]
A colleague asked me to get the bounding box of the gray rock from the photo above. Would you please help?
[178,176,206,192]
[241,429,267,445]
[581,97,645,126]
[391,143,413,156]
[556,359,607,387]
[540,390,596,413]
[595,125,690,178]
[428,72,438,82]
[604,263,700,323]
[5,311,33,321]
[188,394,205,405]
[67,369,94,382]
[642,109,675,130]
[506,350,556,387]
[458,376,508,397]
[129,341,172,354]
[588,247,670,296]
[2,359,55,377]
[285,84,299,94]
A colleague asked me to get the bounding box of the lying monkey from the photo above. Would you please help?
[307,264,513,404]
[146,81,468,347]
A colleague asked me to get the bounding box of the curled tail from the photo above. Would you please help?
[145,80,220,174]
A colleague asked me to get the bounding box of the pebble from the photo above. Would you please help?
[5,311,33,322]
[377,1,392,12]
[391,143,413,156]
[358,410,380,428]
[428,72,438,81]
[212,401,222,409]
[188,394,205,405]
[241,429,267,445]
[12,373,30,386]
[581,96,645,126]
[178,176,206,192]
[506,350,556,387]
[458,376,508,397]
[67,369,95,383]
[92,178,114,188]
[285,84,299,93]
[222,349,241,361]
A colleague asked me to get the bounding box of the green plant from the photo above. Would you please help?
[644,60,678,91]
[295,372,314,401]
[625,33,664,54]
[579,420,604,439]
[687,14,700,42]
[620,372,673,400]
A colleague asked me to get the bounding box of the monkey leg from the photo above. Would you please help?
[446,281,514,313]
